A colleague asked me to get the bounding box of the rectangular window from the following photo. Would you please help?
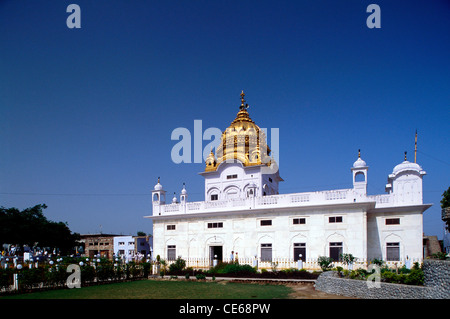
[211,194,218,201]
[226,174,238,179]
[329,242,343,261]
[207,222,223,228]
[167,245,176,261]
[386,242,400,261]
[167,225,176,230]
[118,250,125,255]
[293,218,306,225]
[119,242,124,246]
[293,243,306,262]
[260,220,272,226]
[261,244,272,262]
[329,216,343,223]
[385,218,400,225]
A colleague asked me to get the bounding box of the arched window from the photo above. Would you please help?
[355,172,365,182]
[153,193,159,202]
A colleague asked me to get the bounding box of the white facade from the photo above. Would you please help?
[113,236,152,261]
[113,236,135,261]
[145,96,431,269]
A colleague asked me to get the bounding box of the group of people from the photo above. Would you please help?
[229,251,239,263]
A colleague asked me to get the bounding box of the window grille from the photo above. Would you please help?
[261,243,272,262]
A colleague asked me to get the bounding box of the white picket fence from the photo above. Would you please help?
[164,257,422,271]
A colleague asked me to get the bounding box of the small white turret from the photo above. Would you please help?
[180,183,188,203]
[351,149,368,196]
[151,177,166,216]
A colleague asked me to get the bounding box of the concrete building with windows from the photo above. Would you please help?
[145,92,431,269]
[80,234,118,259]
[113,235,152,262]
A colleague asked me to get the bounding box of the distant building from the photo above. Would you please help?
[113,235,152,262]
[79,234,118,259]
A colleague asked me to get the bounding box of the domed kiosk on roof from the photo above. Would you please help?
[385,152,426,203]
[351,150,368,195]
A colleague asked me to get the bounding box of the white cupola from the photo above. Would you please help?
[172,192,178,204]
[151,177,166,216]
[351,150,368,196]
[180,183,188,203]
[152,177,166,203]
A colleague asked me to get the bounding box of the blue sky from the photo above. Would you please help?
[1,0,449,239]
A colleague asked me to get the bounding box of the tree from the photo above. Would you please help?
[441,187,450,232]
[0,204,80,255]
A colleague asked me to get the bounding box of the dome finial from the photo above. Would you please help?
[404,151,407,161]
[358,149,361,158]
[240,90,249,110]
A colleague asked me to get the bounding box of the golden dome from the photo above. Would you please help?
[205,91,272,172]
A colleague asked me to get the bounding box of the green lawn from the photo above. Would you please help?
[0,279,293,299]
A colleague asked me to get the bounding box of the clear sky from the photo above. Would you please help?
[1,0,449,239]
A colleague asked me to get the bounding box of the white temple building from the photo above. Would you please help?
[144,92,431,269]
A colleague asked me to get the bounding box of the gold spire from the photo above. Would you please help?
[404,151,407,161]
[358,149,361,158]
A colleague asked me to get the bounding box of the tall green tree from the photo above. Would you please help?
[441,186,450,232]
[0,204,80,255]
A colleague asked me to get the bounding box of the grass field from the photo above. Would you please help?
[0,279,293,299]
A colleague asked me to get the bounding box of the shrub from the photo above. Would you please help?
[0,268,13,290]
[430,252,448,260]
[317,256,334,271]
[45,266,67,287]
[196,273,206,280]
[404,268,424,285]
[211,263,257,276]
[340,253,357,265]
[80,265,96,284]
[371,258,384,267]
[168,257,186,274]
[142,262,151,277]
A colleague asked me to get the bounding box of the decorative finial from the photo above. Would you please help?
[158,177,160,183]
[404,151,407,161]
[240,90,249,110]
[358,149,361,158]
